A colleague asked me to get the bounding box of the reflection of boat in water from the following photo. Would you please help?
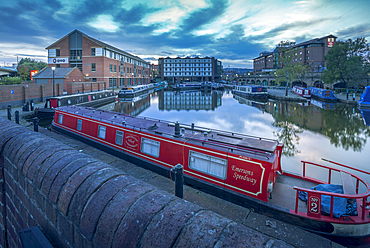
[310,99,337,109]
[52,106,370,247]
[118,85,151,97]
[359,108,370,126]
[358,86,370,108]
[233,94,268,111]
[309,87,337,102]
[232,85,268,99]
[34,90,114,119]
[114,92,150,116]
[173,83,204,91]
[158,90,222,111]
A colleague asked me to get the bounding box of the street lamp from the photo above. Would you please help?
[51,66,55,97]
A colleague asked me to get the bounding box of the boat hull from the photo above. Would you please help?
[51,120,369,247]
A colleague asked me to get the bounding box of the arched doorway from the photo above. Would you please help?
[262,80,268,86]
[314,81,323,88]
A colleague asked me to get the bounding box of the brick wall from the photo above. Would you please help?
[0,84,63,110]
[0,118,279,248]
[66,82,107,94]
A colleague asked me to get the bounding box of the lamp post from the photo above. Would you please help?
[51,66,55,97]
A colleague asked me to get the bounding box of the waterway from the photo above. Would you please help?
[99,89,370,191]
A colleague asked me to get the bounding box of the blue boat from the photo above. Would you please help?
[358,86,370,108]
[308,87,337,102]
[173,83,203,91]
[232,85,268,99]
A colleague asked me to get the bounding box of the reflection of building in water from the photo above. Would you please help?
[233,94,268,111]
[158,90,222,111]
[113,93,150,116]
[309,99,337,110]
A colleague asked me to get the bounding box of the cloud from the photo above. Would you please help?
[334,24,370,40]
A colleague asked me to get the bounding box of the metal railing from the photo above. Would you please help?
[292,161,370,220]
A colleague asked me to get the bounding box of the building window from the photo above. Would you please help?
[114,65,116,72]
[141,138,160,157]
[77,119,82,131]
[58,114,63,124]
[91,63,96,72]
[307,50,310,54]
[109,65,112,72]
[189,151,227,179]
[98,125,106,139]
[56,49,60,57]
[91,48,96,56]
[307,56,309,60]
[116,131,123,145]
[92,78,97,82]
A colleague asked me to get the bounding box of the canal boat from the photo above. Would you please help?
[292,86,311,98]
[358,86,370,108]
[173,83,206,91]
[309,87,337,102]
[51,106,370,247]
[232,85,268,99]
[118,85,151,98]
[34,90,114,119]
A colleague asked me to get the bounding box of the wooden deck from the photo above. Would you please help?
[269,175,317,213]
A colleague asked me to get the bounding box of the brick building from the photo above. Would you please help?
[253,35,337,73]
[158,56,222,82]
[45,29,151,88]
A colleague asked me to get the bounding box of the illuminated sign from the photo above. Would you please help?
[30,70,38,80]
[48,57,69,64]
[328,38,334,47]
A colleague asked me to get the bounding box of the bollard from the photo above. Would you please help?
[15,111,19,124]
[7,105,11,120]
[26,102,30,111]
[30,100,34,111]
[33,117,38,132]
[174,164,184,198]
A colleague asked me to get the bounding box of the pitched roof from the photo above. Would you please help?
[46,29,149,64]
[32,67,78,79]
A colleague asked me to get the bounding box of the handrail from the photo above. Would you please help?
[295,161,370,220]
[322,158,370,176]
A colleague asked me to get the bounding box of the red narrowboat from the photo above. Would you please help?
[292,86,311,98]
[52,106,370,247]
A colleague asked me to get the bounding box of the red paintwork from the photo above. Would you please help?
[292,86,311,98]
[53,106,283,202]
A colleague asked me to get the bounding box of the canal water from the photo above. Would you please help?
[99,89,370,190]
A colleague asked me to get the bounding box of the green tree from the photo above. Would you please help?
[322,37,370,88]
[275,41,308,95]
[17,58,47,81]
[152,70,158,77]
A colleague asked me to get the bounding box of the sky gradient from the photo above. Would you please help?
[1,0,369,68]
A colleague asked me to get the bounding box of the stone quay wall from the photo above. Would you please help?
[0,118,277,248]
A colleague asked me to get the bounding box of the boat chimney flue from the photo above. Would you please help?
[174,121,181,137]
[191,123,195,131]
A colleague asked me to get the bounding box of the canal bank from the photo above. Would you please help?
[0,109,344,247]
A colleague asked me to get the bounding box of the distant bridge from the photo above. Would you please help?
[0,67,17,77]
[235,73,324,88]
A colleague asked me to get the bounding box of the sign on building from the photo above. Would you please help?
[48,57,69,64]
[30,70,38,80]
[328,38,335,47]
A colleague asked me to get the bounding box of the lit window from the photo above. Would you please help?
[58,114,63,124]
[77,119,82,131]
[116,131,123,145]
[141,138,160,157]
[189,151,227,179]
[98,125,106,139]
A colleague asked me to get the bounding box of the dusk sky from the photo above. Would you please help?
[1,0,369,68]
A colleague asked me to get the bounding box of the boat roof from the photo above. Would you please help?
[49,90,113,100]
[56,106,280,162]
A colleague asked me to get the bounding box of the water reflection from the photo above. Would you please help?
[233,94,268,112]
[360,108,370,126]
[266,101,370,153]
[158,90,223,111]
[114,92,151,116]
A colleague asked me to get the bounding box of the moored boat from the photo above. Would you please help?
[358,86,370,108]
[309,87,337,102]
[118,85,151,97]
[51,106,370,247]
[173,83,203,91]
[292,86,311,98]
[232,85,268,99]
[34,90,114,119]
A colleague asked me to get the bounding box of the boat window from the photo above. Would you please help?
[116,130,124,145]
[189,151,227,179]
[141,138,160,157]
[77,119,82,131]
[98,125,106,139]
[58,114,63,124]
